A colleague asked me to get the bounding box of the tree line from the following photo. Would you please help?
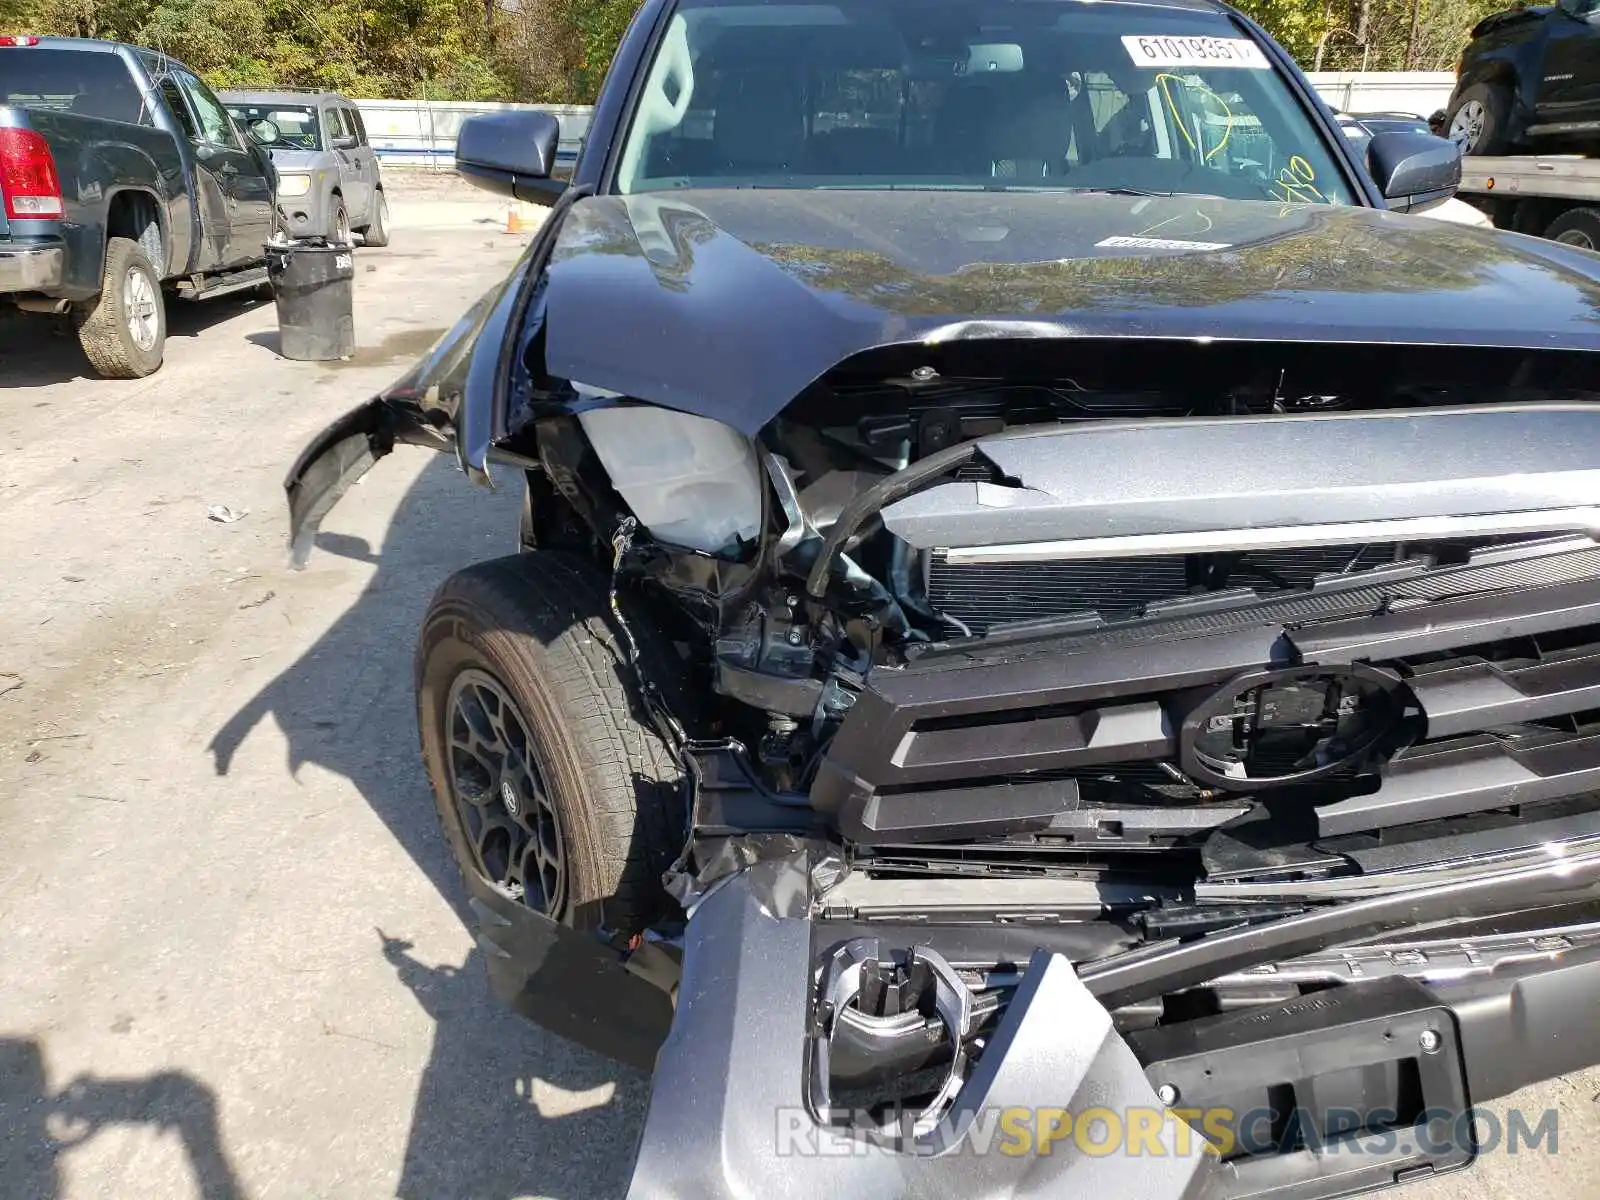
[2,0,1504,103]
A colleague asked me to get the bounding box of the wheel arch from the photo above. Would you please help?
[518,467,599,555]
[1471,58,1519,87]
[323,182,347,238]
[1472,49,1539,115]
[103,188,168,279]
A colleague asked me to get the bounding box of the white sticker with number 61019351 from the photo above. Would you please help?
[1121,34,1272,70]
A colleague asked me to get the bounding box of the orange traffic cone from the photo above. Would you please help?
[506,206,524,234]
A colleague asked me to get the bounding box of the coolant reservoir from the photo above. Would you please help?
[576,407,762,553]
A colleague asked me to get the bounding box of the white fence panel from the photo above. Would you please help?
[1306,72,1456,119]
[355,100,591,167]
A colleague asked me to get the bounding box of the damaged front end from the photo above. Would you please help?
[591,380,1600,1197]
[286,219,1600,1196]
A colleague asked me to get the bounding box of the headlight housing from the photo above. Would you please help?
[576,405,761,553]
[276,173,312,198]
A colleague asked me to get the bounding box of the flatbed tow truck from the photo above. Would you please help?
[1458,152,1600,249]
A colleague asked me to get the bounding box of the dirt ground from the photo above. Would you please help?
[0,174,1595,1199]
[0,190,648,1200]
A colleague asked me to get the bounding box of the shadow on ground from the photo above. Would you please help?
[208,455,648,1200]
[208,455,502,908]
[378,932,647,1200]
[0,1036,244,1200]
[0,293,272,388]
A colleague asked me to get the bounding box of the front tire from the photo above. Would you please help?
[416,552,687,934]
[329,200,350,245]
[1545,207,1600,251]
[1447,82,1512,156]
[360,190,390,248]
[75,236,166,379]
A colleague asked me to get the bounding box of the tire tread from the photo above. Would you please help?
[361,191,390,248]
[75,237,164,379]
[417,552,687,932]
[1545,206,1600,249]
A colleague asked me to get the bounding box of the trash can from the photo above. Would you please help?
[264,241,355,361]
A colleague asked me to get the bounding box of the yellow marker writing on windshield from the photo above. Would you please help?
[1272,154,1326,203]
[1156,73,1233,163]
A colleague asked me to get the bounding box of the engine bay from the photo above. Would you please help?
[515,348,1600,883]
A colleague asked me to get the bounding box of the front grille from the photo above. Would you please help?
[820,538,1600,855]
[1011,762,1202,804]
[928,546,1399,635]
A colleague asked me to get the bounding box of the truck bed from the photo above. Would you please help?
[0,103,185,299]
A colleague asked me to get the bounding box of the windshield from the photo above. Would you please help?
[224,103,322,149]
[615,0,1353,204]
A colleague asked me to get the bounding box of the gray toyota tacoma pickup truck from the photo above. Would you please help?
[286,0,1600,1195]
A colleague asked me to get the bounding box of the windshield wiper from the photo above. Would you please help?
[1063,187,1176,196]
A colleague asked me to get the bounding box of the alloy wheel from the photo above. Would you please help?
[444,669,566,915]
[123,267,159,352]
[1449,101,1485,153]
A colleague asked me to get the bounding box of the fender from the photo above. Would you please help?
[101,184,173,275]
[322,178,344,238]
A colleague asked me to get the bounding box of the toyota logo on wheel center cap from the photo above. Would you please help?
[499,779,520,817]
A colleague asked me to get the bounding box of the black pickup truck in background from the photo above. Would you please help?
[1445,0,1600,156]
[0,36,276,377]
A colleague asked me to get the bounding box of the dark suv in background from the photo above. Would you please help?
[221,89,389,246]
[1446,0,1600,154]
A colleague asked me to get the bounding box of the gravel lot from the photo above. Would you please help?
[0,172,1595,1199]
[0,183,647,1200]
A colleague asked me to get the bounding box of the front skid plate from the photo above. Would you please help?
[627,859,1215,1199]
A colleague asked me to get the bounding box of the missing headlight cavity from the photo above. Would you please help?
[577,406,763,554]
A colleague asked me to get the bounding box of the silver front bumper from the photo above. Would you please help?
[627,859,1216,1200]
[0,244,64,293]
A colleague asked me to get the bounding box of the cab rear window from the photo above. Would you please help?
[0,49,147,124]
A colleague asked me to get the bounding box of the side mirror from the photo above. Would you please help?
[248,118,281,146]
[1366,130,1462,214]
[455,110,565,206]
[331,134,357,151]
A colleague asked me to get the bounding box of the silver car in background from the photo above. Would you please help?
[220,88,390,246]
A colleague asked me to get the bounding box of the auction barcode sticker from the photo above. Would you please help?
[1121,34,1272,70]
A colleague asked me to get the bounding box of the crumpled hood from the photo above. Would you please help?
[543,189,1600,434]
